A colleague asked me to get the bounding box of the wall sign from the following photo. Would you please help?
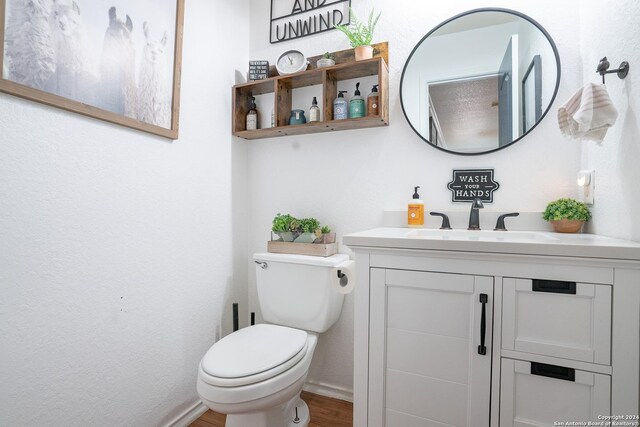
[447,169,500,203]
[270,0,350,44]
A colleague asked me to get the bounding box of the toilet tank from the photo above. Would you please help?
[253,252,350,333]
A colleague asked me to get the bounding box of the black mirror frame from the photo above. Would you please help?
[399,7,562,156]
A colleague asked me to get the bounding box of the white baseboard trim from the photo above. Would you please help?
[303,380,353,403]
[164,400,208,427]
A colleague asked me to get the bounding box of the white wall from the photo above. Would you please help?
[579,0,640,241]
[0,0,249,425]
[247,0,583,397]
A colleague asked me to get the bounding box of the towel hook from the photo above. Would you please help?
[597,57,630,84]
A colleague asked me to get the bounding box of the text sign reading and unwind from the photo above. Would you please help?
[270,0,350,44]
[447,169,500,203]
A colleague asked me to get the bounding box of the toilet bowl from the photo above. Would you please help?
[196,253,350,427]
[197,324,318,427]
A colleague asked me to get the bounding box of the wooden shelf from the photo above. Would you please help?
[235,116,388,140]
[232,43,389,140]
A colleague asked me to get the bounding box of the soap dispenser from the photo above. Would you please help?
[349,82,365,118]
[408,186,425,228]
[246,96,258,130]
[367,84,379,116]
[333,91,348,120]
[309,96,320,122]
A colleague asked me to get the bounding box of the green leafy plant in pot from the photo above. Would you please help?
[334,7,381,61]
[272,213,298,242]
[314,225,336,244]
[294,218,321,243]
[542,198,592,233]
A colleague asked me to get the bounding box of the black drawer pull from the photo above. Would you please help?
[530,362,575,382]
[532,279,576,294]
[478,293,487,355]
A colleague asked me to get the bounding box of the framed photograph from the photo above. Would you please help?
[0,0,185,139]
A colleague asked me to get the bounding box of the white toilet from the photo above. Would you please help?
[197,252,350,427]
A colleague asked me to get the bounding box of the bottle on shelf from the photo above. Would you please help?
[349,82,365,118]
[309,97,320,122]
[246,96,258,130]
[333,91,348,120]
[367,84,379,116]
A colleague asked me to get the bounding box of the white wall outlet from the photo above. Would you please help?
[577,170,595,205]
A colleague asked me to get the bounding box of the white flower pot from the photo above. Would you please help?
[316,58,335,68]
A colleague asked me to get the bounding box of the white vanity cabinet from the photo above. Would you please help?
[344,228,640,427]
[369,269,493,426]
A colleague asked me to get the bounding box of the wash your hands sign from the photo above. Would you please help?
[447,169,500,203]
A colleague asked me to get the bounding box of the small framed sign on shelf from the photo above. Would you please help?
[249,60,269,80]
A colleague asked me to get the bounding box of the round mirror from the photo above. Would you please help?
[400,8,560,155]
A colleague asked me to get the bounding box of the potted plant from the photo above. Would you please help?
[317,52,336,68]
[272,213,298,242]
[334,8,381,61]
[314,225,336,244]
[542,198,592,233]
[294,217,321,243]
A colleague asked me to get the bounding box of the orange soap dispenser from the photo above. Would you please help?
[408,186,425,228]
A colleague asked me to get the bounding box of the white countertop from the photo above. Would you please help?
[343,227,640,261]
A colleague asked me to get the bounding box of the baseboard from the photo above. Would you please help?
[164,400,208,427]
[303,380,353,403]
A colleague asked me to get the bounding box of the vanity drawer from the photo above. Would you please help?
[502,278,611,365]
[500,358,610,427]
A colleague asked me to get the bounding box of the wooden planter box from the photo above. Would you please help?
[267,241,338,257]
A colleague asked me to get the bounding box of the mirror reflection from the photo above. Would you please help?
[400,9,560,154]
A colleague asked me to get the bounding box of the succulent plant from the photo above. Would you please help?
[542,198,592,222]
[272,213,295,233]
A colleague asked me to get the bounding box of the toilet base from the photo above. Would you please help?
[287,398,309,427]
[224,396,310,427]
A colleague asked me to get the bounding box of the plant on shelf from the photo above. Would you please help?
[317,52,336,68]
[334,7,381,61]
[542,198,592,233]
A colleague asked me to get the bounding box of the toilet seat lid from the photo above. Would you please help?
[201,324,308,379]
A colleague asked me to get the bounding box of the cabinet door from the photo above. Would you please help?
[500,358,611,427]
[369,269,493,427]
[502,278,611,364]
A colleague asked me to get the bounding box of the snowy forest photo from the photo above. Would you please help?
[2,0,180,131]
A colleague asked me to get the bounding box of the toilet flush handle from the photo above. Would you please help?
[254,261,268,269]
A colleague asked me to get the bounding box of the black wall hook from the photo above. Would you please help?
[597,57,630,84]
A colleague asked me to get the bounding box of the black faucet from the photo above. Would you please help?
[468,198,484,230]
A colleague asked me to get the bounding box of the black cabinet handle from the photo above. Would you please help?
[532,279,577,294]
[478,293,488,355]
[430,212,452,230]
[530,362,575,382]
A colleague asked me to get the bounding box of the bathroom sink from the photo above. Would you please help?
[405,229,560,243]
